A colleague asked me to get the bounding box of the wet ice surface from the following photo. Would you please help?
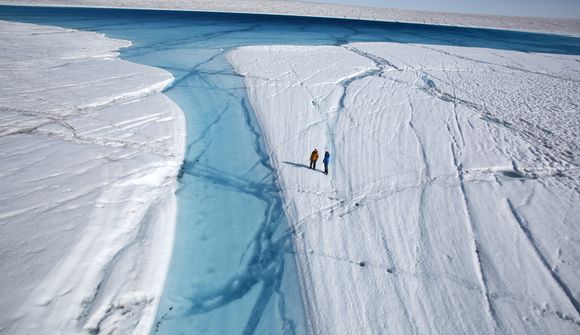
[1,5,580,334]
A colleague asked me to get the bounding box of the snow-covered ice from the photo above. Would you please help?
[1,5,580,334]
[228,42,580,333]
[0,20,185,334]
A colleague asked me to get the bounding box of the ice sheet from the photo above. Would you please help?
[0,20,185,334]
[2,6,580,334]
[228,42,580,334]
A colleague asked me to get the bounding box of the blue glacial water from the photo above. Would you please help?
[1,5,579,334]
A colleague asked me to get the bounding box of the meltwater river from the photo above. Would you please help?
[1,6,579,334]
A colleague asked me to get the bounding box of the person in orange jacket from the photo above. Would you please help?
[309,149,319,170]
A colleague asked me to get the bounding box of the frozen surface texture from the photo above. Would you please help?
[228,42,580,334]
[1,0,580,37]
[2,6,580,334]
[0,20,185,334]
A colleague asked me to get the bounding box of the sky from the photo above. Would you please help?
[299,0,580,19]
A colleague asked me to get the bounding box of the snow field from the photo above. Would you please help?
[228,42,580,334]
[1,9,579,334]
[0,20,185,334]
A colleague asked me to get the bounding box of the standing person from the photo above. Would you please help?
[309,149,319,170]
[323,151,330,175]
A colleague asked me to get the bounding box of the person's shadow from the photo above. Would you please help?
[283,161,325,174]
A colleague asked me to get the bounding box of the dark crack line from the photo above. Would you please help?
[507,199,580,316]
[452,142,500,331]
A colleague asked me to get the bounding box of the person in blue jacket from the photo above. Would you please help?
[323,151,330,175]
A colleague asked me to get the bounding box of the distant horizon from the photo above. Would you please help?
[299,0,580,19]
[0,0,578,36]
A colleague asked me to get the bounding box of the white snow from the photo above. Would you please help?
[2,0,580,37]
[0,20,185,334]
[2,4,580,334]
[228,42,580,333]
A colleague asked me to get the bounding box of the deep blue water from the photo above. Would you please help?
[1,5,579,335]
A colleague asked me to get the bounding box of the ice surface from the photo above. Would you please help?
[0,20,185,334]
[2,6,580,335]
[228,42,580,334]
